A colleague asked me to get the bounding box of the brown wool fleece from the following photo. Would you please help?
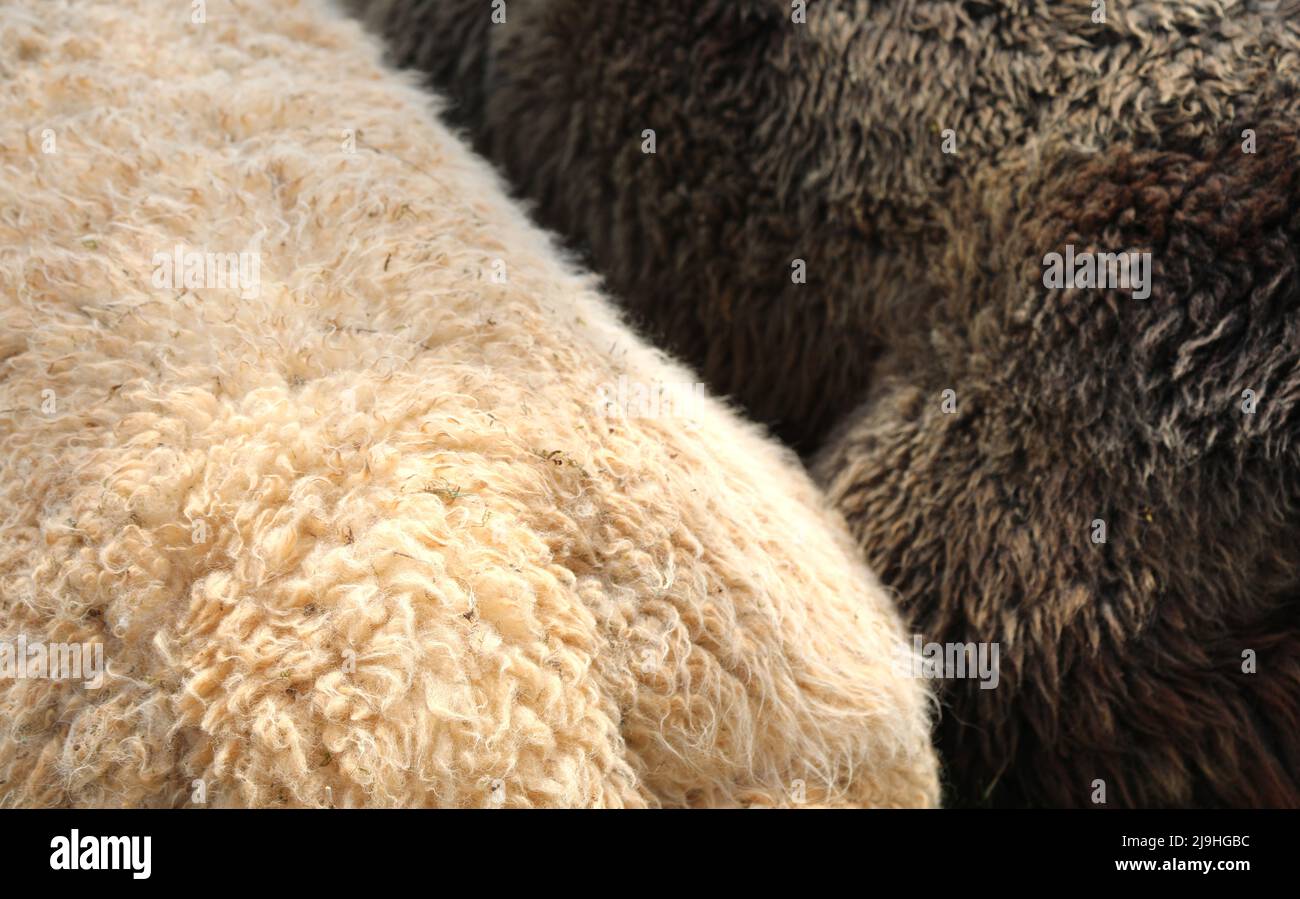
[820,125,1300,808]
[351,0,1300,805]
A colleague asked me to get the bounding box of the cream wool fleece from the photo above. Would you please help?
[0,0,938,807]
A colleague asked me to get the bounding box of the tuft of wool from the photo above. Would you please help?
[351,0,1300,806]
[0,0,938,807]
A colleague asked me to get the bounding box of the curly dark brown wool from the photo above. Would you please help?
[349,0,1300,806]
[820,123,1300,807]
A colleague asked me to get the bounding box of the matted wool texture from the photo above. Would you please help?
[0,0,939,807]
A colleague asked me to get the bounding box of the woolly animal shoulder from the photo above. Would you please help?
[0,0,938,808]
